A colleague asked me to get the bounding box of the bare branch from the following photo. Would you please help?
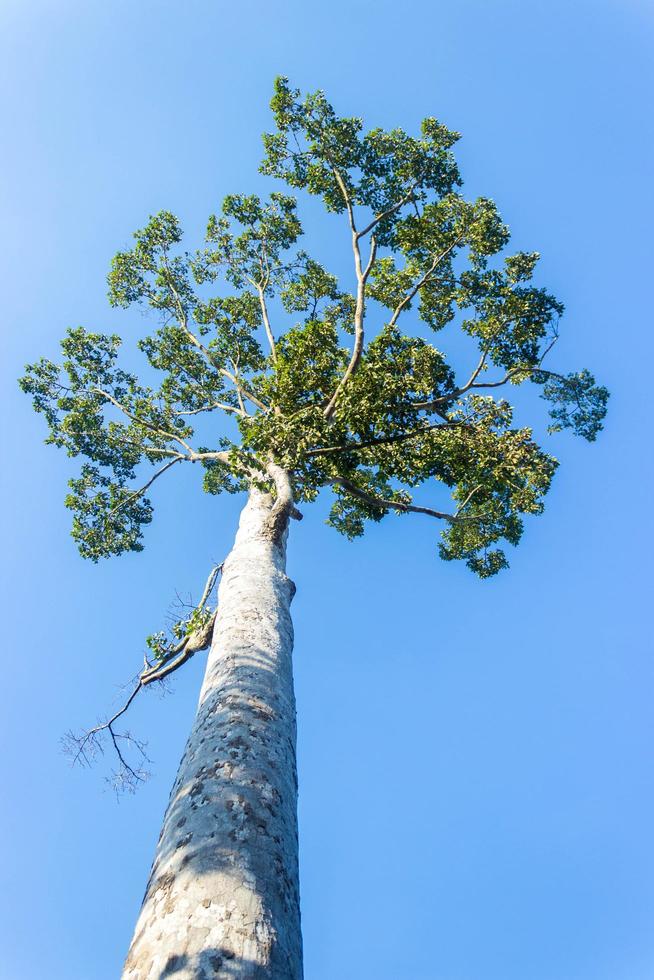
[454,484,483,517]
[66,432,188,462]
[175,401,246,418]
[323,234,378,420]
[123,443,187,460]
[256,285,278,365]
[219,365,270,414]
[189,448,236,465]
[234,384,247,417]
[328,159,357,232]
[165,355,249,419]
[229,356,249,417]
[64,677,148,791]
[363,234,378,279]
[252,244,278,365]
[94,385,240,472]
[196,563,222,608]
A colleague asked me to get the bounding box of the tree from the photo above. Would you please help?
[20,78,608,979]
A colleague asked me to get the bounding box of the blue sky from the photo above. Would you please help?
[1,1,653,977]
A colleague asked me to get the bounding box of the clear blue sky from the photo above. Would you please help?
[1,1,653,977]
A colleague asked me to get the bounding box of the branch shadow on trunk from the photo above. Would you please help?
[159,947,264,978]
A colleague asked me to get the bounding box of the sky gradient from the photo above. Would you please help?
[1,1,653,977]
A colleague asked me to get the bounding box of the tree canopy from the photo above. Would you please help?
[21,77,608,578]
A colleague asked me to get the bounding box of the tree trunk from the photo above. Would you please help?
[123,489,302,980]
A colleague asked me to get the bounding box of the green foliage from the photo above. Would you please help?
[200,192,303,291]
[261,77,462,231]
[20,78,608,575]
[146,603,214,663]
[536,369,609,441]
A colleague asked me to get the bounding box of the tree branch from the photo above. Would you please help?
[388,236,463,328]
[165,355,249,419]
[329,477,464,523]
[173,317,270,414]
[356,184,417,240]
[66,564,224,790]
[454,484,483,517]
[92,387,196,454]
[175,401,246,418]
[66,432,188,462]
[304,420,456,458]
[217,365,270,414]
[253,244,278,365]
[323,233,377,420]
[109,457,182,517]
[257,285,278,365]
[329,158,357,232]
[414,334,561,412]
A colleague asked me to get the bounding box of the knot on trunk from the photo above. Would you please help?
[258,463,302,544]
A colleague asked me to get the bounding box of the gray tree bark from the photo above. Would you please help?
[123,488,302,979]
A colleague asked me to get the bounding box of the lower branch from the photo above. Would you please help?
[64,564,223,792]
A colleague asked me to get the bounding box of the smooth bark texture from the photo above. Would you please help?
[123,490,302,979]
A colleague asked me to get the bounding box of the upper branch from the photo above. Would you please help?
[329,476,471,524]
[388,236,463,329]
[355,184,417,240]
[176,321,270,414]
[257,284,278,365]
[413,333,560,413]
[175,401,247,418]
[255,246,278,364]
[166,355,249,418]
[323,229,377,420]
[91,387,235,466]
[304,420,456,458]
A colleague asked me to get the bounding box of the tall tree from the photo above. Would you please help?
[21,79,607,979]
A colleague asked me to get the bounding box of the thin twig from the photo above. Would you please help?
[109,458,182,517]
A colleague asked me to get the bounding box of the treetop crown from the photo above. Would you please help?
[20,76,608,576]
